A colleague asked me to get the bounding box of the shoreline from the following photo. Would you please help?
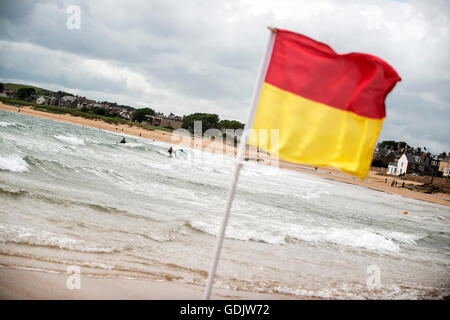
[0,267,296,300]
[1,102,449,207]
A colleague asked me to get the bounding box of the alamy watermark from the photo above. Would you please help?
[170,121,280,172]
[366,265,381,290]
[66,5,81,30]
[66,265,81,290]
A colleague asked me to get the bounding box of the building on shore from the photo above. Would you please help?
[76,97,96,109]
[372,143,406,166]
[144,115,183,130]
[385,149,446,177]
[387,160,399,175]
[35,96,47,104]
[439,155,450,177]
[59,96,78,108]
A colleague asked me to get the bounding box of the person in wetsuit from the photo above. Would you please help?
[120,137,126,144]
[168,147,174,156]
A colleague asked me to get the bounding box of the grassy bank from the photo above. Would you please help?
[1,83,54,96]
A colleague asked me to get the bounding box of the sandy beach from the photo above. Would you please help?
[1,102,449,207]
[0,268,294,300]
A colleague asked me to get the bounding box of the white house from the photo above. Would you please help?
[387,154,409,175]
[387,161,398,175]
[59,96,77,108]
[36,96,47,104]
[396,154,409,175]
[387,153,432,176]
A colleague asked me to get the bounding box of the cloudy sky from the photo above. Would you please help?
[0,0,449,152]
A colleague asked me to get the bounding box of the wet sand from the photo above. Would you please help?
[2,102,448,207]
[0,268,294,299]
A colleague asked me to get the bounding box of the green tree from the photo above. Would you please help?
[398,141,407,148]
[380,140,396,148]
[371,159,386,168]
[92,107,108,116]
[182,113,219,133]
[380,140,408,150]
[132,107,156,122]
[0,83,4,92]
[218,120,244,130]
[17,87,36,100]
[55,90,73,98]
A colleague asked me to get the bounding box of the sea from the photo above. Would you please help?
[0,110,449,299]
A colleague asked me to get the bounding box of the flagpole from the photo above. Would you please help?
[203,27,277,300]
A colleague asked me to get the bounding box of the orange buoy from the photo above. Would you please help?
[403,210,408,214]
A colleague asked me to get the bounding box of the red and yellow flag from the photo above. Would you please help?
[248,29,401,179]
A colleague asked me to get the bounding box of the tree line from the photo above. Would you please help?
[181,113,244,133]
[132,111,245,133]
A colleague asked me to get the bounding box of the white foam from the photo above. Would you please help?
[188,218,405,252]
[120,142,143,148]
[53,135,85,145]
[315,227,400,252]
[0,224,118,253]
[380,230,426,245]
[0,155,29,172]
[0,121,14,127]
[174,149,189,159]
[272,282,447,300]
[187,219,287,245]
[281,226,404,252]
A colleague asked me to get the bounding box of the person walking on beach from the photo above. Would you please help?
[385,178,387,183]
[395,180,398,187]
[402,182,405,188]
[391,180,395,187]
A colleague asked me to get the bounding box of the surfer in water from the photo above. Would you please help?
[120,137,126,144]
[168,147,174,156]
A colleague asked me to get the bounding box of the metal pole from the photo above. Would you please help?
[203,27,277,300]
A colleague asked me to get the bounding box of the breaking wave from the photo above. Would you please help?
[182,220,424,253]
[0,154,29,172]
[0,224,121,253]
[53,135,85,145]
[0,121,15,127]
[119,142,144,148]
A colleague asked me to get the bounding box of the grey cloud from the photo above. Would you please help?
[0,0,448,151]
